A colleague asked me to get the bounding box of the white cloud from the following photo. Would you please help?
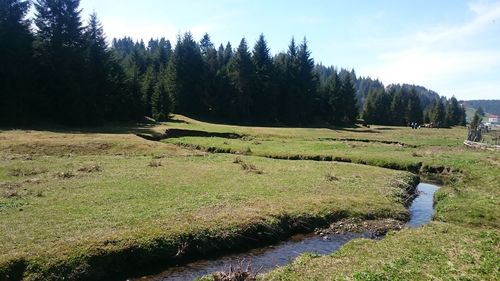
[360,1,500,100]
[413,1,500,46]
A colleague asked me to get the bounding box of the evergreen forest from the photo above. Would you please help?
[1,0,466,127]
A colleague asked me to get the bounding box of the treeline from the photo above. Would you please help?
[111,33,359,125]
[362,85,466,127]
[1,0,145,125]
[1,0,462,127]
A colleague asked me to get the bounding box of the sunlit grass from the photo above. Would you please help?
[0,116,498,280]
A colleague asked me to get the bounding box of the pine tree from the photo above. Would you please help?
[339,73,358,125]
[363,89,390,125]
[283,37,300,124]
[323,71,342,124]
[445,96,462,126]
[273,52,288,123]
[167,32,204,115]
[199,33,218,114]
[406,89,423,125]
[459,105,467,126]
[296,38,317,124]
[141,66,157,116]
[251,34,275,123]
[223,42,233,65]
[34,0,87,124]
[389,87,405,125]
[0,0,33,124]
[476,106,485,117]
[228,38,254,122]
[470,113,481,129]
[82,12,113,123]
[151,71,173,121]
[428,99,446,127]
[363,89,379,124]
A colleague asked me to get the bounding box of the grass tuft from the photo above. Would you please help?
[233,157,263,174]
[325,172,339,182]
[148,159,162,168]
[77,163,102,173]
[212,261,257,281]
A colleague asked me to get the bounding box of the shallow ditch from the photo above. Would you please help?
[136,129,244,141]
[129,183,440,281]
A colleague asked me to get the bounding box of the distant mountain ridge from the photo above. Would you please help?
[462,100,500,116]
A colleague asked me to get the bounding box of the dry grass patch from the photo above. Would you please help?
[77,163,103,173]
[148,159,162,168]
[233,157,263,174]
[8,167,48,177]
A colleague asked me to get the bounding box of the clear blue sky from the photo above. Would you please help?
[74,0,500,100]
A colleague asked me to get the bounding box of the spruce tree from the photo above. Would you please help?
[324,71,342,124]
[199,33,218,114]
[445,96,462,126]
[428,99,446,127]
[389,88,405,125]
[476,106,485,117]
[406,89,423,125]
[82,12,112,123]
[339,74,358,125]
[151,71,173,121]
[228,38,254,122]
[0,0,33,124]
[251,34,275,123]
[296,38,317,124]
[34,0,86,124]
[141,66,157,116]
[168,32,204,115]
[284,37,300,124]
[459,105,467,126]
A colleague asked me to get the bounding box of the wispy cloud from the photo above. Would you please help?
[361,1,500,99]
[413,1,500,46]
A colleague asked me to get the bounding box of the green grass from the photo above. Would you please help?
[0,127,417,280]
[264,222,499,281]
[1,116,498,280]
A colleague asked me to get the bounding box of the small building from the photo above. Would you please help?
[489,115,499,124]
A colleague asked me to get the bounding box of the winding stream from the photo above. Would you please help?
[131,183,440,281]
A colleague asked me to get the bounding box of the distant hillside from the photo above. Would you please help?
[462,100,500,116]
[387,84,440,110]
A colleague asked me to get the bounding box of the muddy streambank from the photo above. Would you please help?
[0,173,419,281]
[136,129,244,141]
[135,129,461,176]
[165,142,460,176]
[128,182,442,281]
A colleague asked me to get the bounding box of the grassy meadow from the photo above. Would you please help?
[0,116,498,280]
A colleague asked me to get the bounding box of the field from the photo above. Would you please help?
[0,116,498,280]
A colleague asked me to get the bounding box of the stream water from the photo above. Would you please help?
[131,183,439,281]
